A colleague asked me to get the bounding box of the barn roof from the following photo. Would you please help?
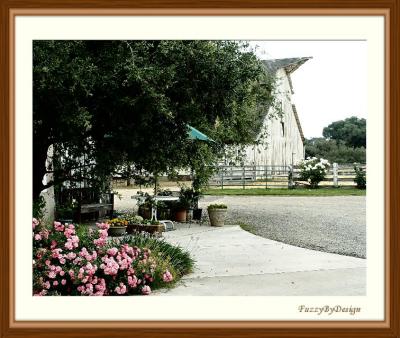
[292,104,305,142]
[262,57,311,145]
[262,57,312,75]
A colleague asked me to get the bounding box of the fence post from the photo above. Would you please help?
[288,165,293,189]
[221,167,224,190]
[333,163,338,187]
[243,166,246,189]
[265,165,268,189]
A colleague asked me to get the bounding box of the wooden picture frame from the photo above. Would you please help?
[1,1,399,337]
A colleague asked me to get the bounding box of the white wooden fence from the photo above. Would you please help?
[208,163,366,189]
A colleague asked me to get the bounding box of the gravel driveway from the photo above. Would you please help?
[199,196,366,258]
[114,189,366,258]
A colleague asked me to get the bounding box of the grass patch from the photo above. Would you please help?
[203,188,366,196]
[239,223,258,235]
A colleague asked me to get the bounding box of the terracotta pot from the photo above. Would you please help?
[208,209,227,227]
[174,209,187,222]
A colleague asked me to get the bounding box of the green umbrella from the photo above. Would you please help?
[187,125,213,142]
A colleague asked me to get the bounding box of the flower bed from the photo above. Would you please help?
[32,218,193,296]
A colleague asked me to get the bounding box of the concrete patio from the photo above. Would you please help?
[155,223,366,296]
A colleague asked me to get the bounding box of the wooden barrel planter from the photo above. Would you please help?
[127,223,164,235]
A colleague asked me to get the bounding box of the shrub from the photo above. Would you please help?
[299,157,330,189]
[33,196,46,220]
[32,218,193,296]
[207,204,227,210]
[353,164,366,189]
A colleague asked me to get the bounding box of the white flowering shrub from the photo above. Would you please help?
[299,157,330,188]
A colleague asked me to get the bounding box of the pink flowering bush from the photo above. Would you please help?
[32,218,192,296]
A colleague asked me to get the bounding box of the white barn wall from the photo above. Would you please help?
[241,67,305,167]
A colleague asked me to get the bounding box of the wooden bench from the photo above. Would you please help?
[79,201,113,221]
[58,188,114,223]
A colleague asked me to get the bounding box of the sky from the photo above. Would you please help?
[249,41,367,138]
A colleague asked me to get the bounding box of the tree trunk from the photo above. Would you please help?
[33,142,50,201]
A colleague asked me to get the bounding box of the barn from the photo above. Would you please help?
[237,57,311,167]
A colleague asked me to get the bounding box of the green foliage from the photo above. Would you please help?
[305,138,366,164]
[207,204,228,210]
[179,186,202,209]
[353,164,366,189]
[33,40,275,201]
[323,116,366,148]
[33,196,46,220]
[55,200,78,220]
[117,235,194,276]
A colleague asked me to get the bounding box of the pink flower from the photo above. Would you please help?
[53,221,64,232]
[43,281,51,289]
[53,281,59,286]
[162,270,173,283]
[64,236,79,250]
[34,234,42,241]
[63,227,75,238]
[32,218,39,229]
[50,240,58,249]
[141,285,151,295]
[73,257,83,264]
[59,270,65,276]
[66,252,76,260]
[128,275,138,288]
[39,229,49,239]
[94,237,107,248]
[64,240,73,250]
[101,257,119,276]
[61,279,66,285]
[97,222,110,230]
[115,282,127,295]
[48,271,56,279]
[51,248,63,259]
[107,247,118,256]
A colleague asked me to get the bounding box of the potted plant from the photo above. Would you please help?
[136,192,156,220]
[128,219,164,235]
[107,218,128,236]
[172,200,189,222]
[207,204,228,227]
[123,214,144,234]
[176,186,203,222]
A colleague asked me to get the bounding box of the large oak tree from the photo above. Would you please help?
[33,40,275,201]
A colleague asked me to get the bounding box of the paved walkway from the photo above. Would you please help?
[156,223,366,296]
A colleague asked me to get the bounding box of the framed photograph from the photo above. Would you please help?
[1,1,399,337]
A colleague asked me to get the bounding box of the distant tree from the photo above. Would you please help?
[322,116,366,148]
[33,40,276,201]
[305,138,366,164]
